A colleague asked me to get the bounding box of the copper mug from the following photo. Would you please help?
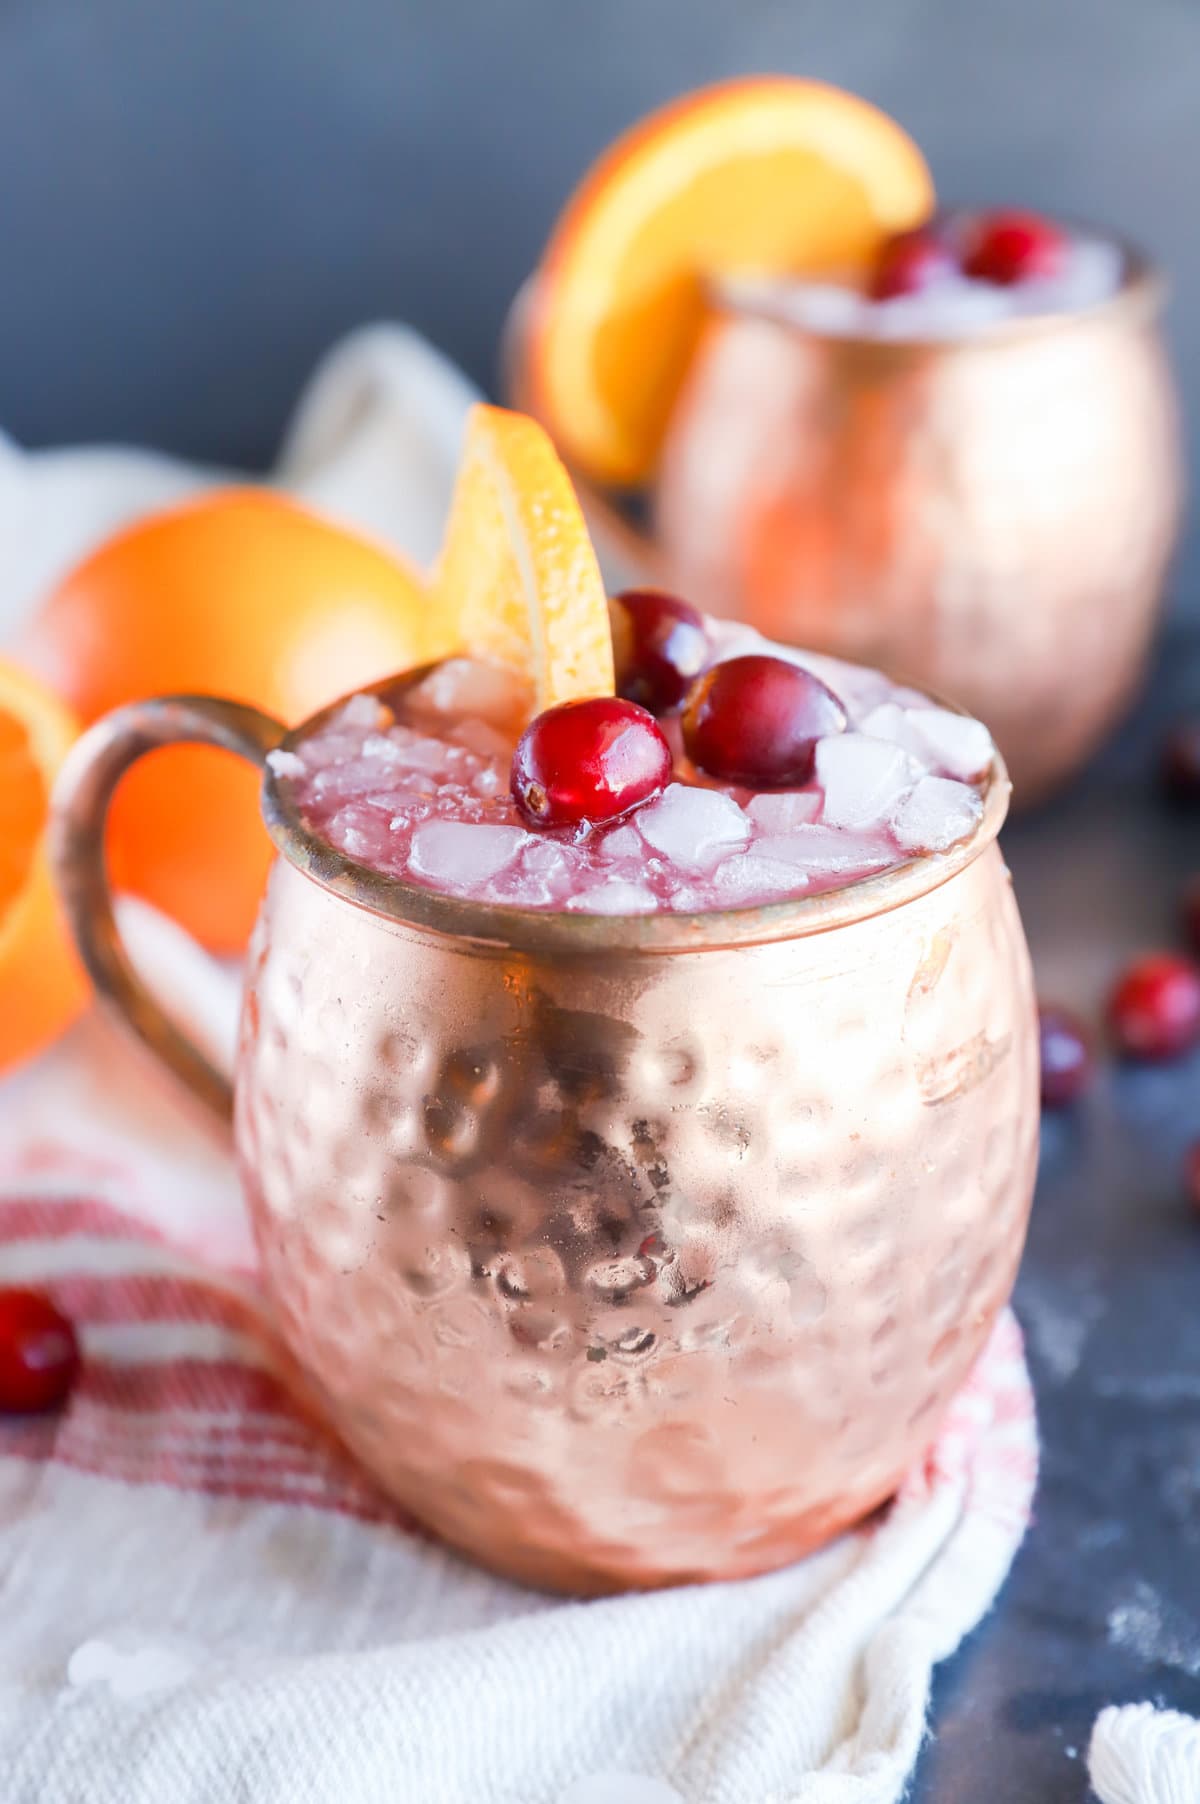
[51,676,1039,1594]
[512,249,1183,804]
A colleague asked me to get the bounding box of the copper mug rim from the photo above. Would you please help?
[262,662,1012,957]
[504,232,1165,401]
[706,226,1165,355]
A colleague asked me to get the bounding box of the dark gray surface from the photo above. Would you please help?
[911,627,1200,1801]
[0,0,1196,608]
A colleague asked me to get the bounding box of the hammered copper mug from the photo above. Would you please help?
[511,248,1183,804]
[51,674,1039,1595]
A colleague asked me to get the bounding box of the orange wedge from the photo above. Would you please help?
[0,661,88,1072]
[531,78,934,484]
[433,405,614,708]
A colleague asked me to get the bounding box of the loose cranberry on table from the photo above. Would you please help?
[1107,953,1200,1062]
[962,209,1066,286]
[511,696,672,830]
[682,655,847,787]
[0,1288,80,1413]
[1160,720,1200,804]
[609,588,709,714]
[869,226,957,301]
[1038,1006,1093,1108]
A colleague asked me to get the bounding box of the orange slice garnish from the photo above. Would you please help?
[0,660,88,1071]
[433,405,614,709]
[530,77,934,484]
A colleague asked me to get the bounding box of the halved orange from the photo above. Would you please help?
[531,78,934,484]
[0,661,88,1072]
[432,405,614,708]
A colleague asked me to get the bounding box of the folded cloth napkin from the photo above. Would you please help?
[0,325,1040,1804]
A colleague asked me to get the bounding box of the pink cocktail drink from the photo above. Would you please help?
[275,614,995,915]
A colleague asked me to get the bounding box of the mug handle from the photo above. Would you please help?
[50,694,286,1124]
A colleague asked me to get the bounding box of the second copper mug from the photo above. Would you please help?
[514,248,1182,805]
[51,677,1039,1594]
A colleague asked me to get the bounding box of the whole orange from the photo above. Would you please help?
[22,489,435,952]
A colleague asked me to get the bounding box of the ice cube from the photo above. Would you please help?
[401,735,462,773]
[361,732,407,764]
[746,790,822,832]
[596,824,643,861]
[636,784,750,871]
[336,693,386,730]
[859,701,911,749]
[311,757,407,805]
[408,657,529,728]
[880,278,1009,338]
[453,718,512,760]
[409,821,527,890]
[711,853,810,902]
[566,879,658,915]
[485,841,580,908]
[665,884,710,913]
[816,733,921,831]
[266,748,305,780]
[789,282,870,336]
[1020,239,1123,315]
[514,839,583,902]
[890,776,983,854]
[900,707,994,783]
[755,826,895,876]
[522,839,577,877]
[325,802,398,869]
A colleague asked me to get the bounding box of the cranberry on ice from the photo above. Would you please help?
[511,696,672,830]
[869,227,956,301]
[609,588,709,714]
[0,1288,80,1413]
[682,655,847,787]
[1038,1005,1093,1108]
[962,210,1066,286]
[1161,720,1200,804]
[1107,953,1200,1062]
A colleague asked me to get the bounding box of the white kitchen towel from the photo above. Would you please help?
[0,1173,1037,1804]
[0,324,1039,1803]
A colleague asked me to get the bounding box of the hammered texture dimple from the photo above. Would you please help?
[233,840,1038,1595]
[654,288,1182,804]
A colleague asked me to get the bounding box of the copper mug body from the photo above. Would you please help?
[512,256,1182,805]
[52,685,1039,1595]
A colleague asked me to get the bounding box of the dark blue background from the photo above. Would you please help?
[0,0,1194,602]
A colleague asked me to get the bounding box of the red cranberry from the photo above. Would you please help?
[1108,953,1200,1062]
[609,589,709,714]
[869,227,956,300]
[962,209,1066,286]
[511,696,672,830]
[1161,720,1200,803]
[1038,1005,1093,1108]
[0,1288,80,1413]
[1187,1141,1200,1216]
[1184,878,1200,957]
[682,655,847,788]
